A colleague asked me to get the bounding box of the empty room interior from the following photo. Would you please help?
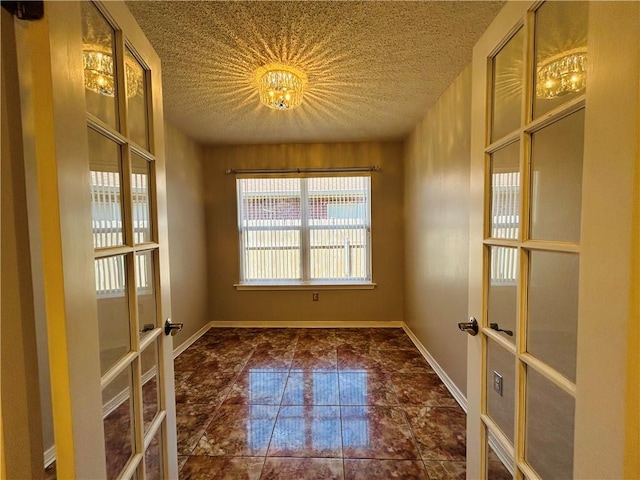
[1,1,639,479]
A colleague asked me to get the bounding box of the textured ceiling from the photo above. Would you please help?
[126,1,505,145]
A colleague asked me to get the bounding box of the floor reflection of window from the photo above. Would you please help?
[279,406,305,447]
[341,371,370,447]
[311,407,340,449]
[248,370,283,403]
[269,406,341,451]
[247,405,274,451]
[340,370,369,405]
[313,371,336,404]
[342,406,370,448]
[286,372,304,404]
[248,370,356,451]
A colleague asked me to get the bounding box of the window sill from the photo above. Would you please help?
[234,282,377,291]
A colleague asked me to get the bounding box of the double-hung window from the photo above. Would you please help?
[236,175,372,286]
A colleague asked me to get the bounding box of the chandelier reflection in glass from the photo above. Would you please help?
[83,47,141,98]
[536,49,587,99]
[257,63,307,110]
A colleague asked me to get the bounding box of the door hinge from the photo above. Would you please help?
[1,1,44,20]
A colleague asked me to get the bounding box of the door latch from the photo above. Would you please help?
[489,323,514,336]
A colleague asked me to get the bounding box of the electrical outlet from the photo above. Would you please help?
[312,292,319,301]
[493,371,503,397]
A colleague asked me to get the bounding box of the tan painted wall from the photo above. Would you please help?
[203,142,404,323]
[1,9,45,476]
[403,66,472,396]
[165,123,210,346]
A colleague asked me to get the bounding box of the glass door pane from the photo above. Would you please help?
[81,1,119,129]
[525,368,575,478]
[131,153,153,244]
[487,441,512,479]
[125,48,149,150]
[527,251,579,381]
[491,28,524,142]
[488,247,517,345]
[144,427,163,480]
[136,250,157,341]
[95,255,131,374]
[530,110,585,243]
[89,128,125,249]
[486,339,515,443]
[141,340,160,434]
[102,366,136,479]
[490,143,521,240]
[533,1,589,117]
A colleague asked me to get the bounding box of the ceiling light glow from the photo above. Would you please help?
[536,49,587,99]
[257,63,307,110]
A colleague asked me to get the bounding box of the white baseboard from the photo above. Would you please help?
[102,388,129,419]
[402,324,514,474]
[173,321,215,358]
[401,322,468,412]
[488,431,515,475]
[44,445,56,468]
[207,320,404,329]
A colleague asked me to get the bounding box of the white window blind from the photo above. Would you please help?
[490,171,520,284]
[237,176,372,285]
[91,170,152,296]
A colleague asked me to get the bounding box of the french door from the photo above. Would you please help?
[15,2,178,478]
[466,2,639,479]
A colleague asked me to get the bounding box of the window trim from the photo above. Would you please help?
[236,175,373,288]
[234,282,377,291]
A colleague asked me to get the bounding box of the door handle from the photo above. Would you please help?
[458,317,478,336]
[489,323,513,336]
[164,318,183,336]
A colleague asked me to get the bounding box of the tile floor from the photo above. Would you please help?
[44,327,512,479]
[175,327,510,479]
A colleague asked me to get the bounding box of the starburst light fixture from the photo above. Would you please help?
[83,47,141,98]
[536,49,587,99]
[256,63,307,110]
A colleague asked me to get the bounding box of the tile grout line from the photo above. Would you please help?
[177,334,258,460]
[177,327,462,478]
[259,333,298,478]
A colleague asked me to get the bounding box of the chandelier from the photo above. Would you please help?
[536,49,587,99]
[256,63,307,110]
[83,47,141,98]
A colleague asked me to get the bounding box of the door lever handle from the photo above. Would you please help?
[458,317,478,336]
[164,319,184,336]
[489,323,513,336]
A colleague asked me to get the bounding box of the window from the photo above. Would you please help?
[236,176,372,286]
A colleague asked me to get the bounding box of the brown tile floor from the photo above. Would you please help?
[43,327,512,479]
[175,327,510,479]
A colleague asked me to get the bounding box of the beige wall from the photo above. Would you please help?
[203,142,404,323]
[403,66,472,396]
[165,123,210,346]
[1,9,45,476]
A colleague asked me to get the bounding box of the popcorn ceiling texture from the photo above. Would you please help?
[126,1,505,145]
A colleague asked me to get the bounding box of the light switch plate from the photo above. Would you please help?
[493,371,503,397]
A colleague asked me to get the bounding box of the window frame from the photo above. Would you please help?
[235,174,375,290]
